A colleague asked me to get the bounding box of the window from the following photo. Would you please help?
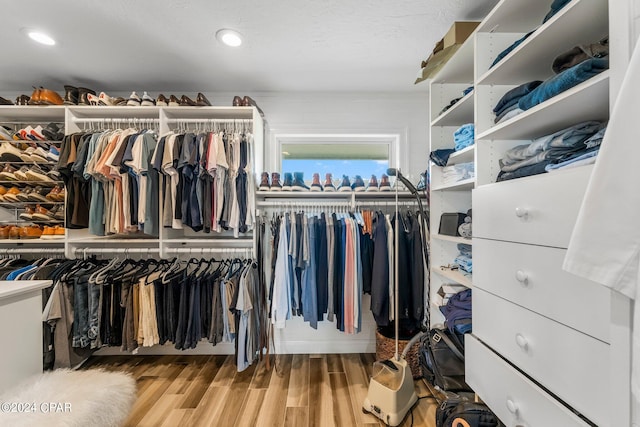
[275,134,398,183]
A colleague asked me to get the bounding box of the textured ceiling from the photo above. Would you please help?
[1,0,499,93]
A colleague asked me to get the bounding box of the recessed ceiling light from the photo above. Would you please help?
[216,29,243,47]
[26,30,56,46]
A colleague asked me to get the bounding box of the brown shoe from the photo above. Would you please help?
[323,173,336,192]
[0,185,7,201]
[3,186,21,202]
[196,93,211,106]
[270,172,282,191]
[156,94,169,106]
[258,172,270,191]
[28,87,42,105]
[38,88,64,106]
[241,96,264,116]
[0,226,8,239]
[233,96,243,107]
[32,204,52,221]
[54,225,65,237]
[19,205,36,220]
[366,175,379,192]
[41,226,55,239]
[8,226,20,240]
[310,173,323,192]
[46,186,61,201]
[169,95,180,106]
[20,225,43,239]
[379,174,391,191]
[180,95,197,106]
[16,186,34,202]
[0,164,18,181]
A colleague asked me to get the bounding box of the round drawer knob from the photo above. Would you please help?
[515,207,528,218]
[506,399,519,414]
[515,270,529,284]
[515,333,529,350]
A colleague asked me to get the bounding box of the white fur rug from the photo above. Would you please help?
[0,369,136,427]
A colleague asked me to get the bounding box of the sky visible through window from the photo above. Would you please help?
[281,159,389,183]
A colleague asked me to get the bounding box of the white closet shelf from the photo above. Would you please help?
[162,106,254,120]
[0,239,64,245]
[68,238,159,244]
[433,234,472,245]
[477,71,609,141]
[432,177,475,192]
[431,35,475,84]
[477,0,609,85]
[255,191,419,198]
[68,105,161,119]
[432,267,473,288]
[0,105,66,121]
[447,145,475,165]
[431,91,474,127]
[476,0,554,33]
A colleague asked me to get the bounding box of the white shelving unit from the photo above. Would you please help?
[428,27,477,324]
[467,0,625,426]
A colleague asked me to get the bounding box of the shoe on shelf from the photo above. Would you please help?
[0,165,18,181]
[3,186,21,202]
[19,205,36,220]
[98,92,116,106]
[77,87,97,106]
[310,173,323,192]
[351,175,366,192]
[281,173,293,191]
[196,92,211,106]
[366,175,379,192]
[323,173,336,192]
[379,174,391,191]
[15,95,30,106]
[25,146,49,162]
[28,87,42,105]
[113,97,127,106]
[8,226,20,240]
[46,186,61,201]
[41,123,64,141]
[270,172,282,191]
[38,88,64,105]
[241,96,264,116]
[46,146,60,162]
[338,175,352,192]
[0,143,30,162]
[20,225,42,239]
[168,95,180,107]
[232,96,243,107]
[86,93,100,106]
[30,125,46,141]
[0,226,8,239]
[19,125,34,140]
[0,127,13,141]
[16,186,34,202]
[26,166,54,184]
[0,96,13,105]
[48,204,64,220]
[258,172,270,191]
[32,204,54,221]
[127,91,142,106]
[63,85,78,105]
[292,172,309,191]
[156,94,169,106]
[15,166,30,181]
[141,91,155,106]
[180,95,197,106]
[0,185,7,201]
[54,225,65,238]
[46,169,61,182]
[41,226,55,239]
[29,186,51,202]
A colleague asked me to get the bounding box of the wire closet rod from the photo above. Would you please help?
[164,118,253,124]
[355,200,420,207]
[164,247,253,254]
[72,118,160,124]
[73,248,160,254]
[0,248,65,254]
[256,201,352,208]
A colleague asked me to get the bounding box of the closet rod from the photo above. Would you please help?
[0,248,65,254]
[164,247,253,254]
[355,200,420,207]
[73,248,160,255]
[164,119,252,124]
[256,201,352,208]
[71,118,160,124]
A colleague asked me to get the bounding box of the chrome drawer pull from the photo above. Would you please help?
[515,270,529,284]
[506,398,519,415]
[515,207,529,218]
[515,333,529,350]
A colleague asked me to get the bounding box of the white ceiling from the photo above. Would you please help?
[2,0,499,94]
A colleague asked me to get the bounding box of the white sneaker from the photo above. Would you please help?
[127,91,141,106]
[141,91,155,106]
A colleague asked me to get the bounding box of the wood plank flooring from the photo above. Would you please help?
[83,354,438,427]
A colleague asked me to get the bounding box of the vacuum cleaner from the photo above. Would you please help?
[363,168,429,426]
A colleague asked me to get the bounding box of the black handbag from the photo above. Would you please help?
[436,400,504,427]
[419,327,472,392]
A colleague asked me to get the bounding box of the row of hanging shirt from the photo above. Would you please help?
[40,256,268,372]
[57,120,255,237]
[266,206,427,334]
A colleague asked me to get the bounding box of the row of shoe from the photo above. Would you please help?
[0,225,64,240]
[18,204,64,222]
[0,142,59,163]
[0,185,65,203]
[259,172,392,192]
[0,164,60,185]
[0,123,64,142]
[99,91,213,107]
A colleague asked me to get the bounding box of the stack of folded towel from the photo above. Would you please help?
[497,121,606,181]
[453,124,474,151]
[442,162,475,185]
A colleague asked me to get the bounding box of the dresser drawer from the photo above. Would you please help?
[473,165,592,248]
[473,288,609,426]
[473,238,610,342]
[466,335,591,427]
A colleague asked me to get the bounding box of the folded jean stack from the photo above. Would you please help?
[442,162,474,186]
[454,243,472,274]
[439,288,472,335]
[497,121,606,182]
[438,86,474,116]
[453,123,474,151]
